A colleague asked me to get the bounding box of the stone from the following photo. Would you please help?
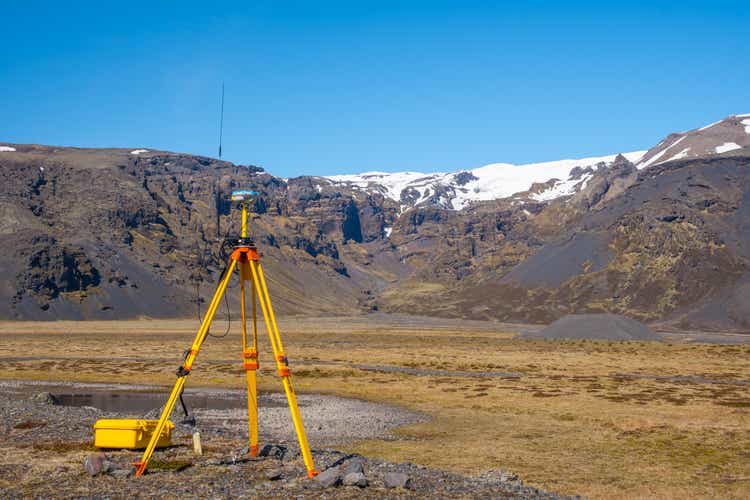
[266,469,283,481]
[281,450,298,464]
[384,472,411,489]
[482,469,522,484]
[192,431,203,456]
[342,472,368,488]
[109,468,133,479]
[313,466,342,488]
[344,458,365,475]
[259,444,287,460]
[499,471,521,484]
[30,392,57,404]
[83,453,108,476]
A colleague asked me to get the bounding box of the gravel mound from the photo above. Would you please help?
[522,313,662,341]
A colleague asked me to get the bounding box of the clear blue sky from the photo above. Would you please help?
[2,1,748,178]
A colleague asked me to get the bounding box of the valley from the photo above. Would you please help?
[1,317,749,498]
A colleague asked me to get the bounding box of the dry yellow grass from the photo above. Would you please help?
[1,317,749,499]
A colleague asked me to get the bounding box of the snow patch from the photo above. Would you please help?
[639,136,686,169]
[665,147,691,163]
[130,149,149,155]
[0,146,16,152]
[384,227,392,238]
[742,119,750,134]
[531,173,592,202]
[328,171,440,203]
[715,142,742,154]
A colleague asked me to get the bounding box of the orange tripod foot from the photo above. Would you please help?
[132,462,147,477]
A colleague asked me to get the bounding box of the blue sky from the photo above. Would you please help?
[2,1,748,177]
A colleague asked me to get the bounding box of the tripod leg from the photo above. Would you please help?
[240,260,259,457]
[248,260,318,478]
[134,259,238,476]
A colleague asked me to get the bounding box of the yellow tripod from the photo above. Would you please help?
[133,192,319,478]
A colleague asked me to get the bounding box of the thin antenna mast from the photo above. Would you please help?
[216,82,225,239]
[218,82,225,159]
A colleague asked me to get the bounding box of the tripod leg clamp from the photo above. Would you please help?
[276,353,291,377]
[243,349,259,370]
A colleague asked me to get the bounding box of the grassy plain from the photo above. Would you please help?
[1,316,749,499]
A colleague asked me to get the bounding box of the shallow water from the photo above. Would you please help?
[52,391,259,412]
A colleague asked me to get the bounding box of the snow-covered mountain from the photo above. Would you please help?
[327,152,646,211]
[325,114,750,211]
[635,113,750,169]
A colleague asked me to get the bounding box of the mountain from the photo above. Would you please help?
[1,114,750,331]
[327,151,647,210]
[635,113,750,169]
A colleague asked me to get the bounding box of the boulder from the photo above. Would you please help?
[344,458,365,475]
[83,453,110,476]
[342,472,368,487]
[313,466,342,488]
[384,472,411,489]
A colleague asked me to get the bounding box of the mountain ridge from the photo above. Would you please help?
[2,114,750,330]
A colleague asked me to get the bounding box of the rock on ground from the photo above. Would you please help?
[343,471,368,487]
[313,466,342,488]
[384,471,412,489]
[83,453,110,476]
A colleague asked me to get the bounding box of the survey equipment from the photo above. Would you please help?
[95,419,174,449]
[133,190,319,478]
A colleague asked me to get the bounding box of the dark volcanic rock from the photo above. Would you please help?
[523,314,662,341]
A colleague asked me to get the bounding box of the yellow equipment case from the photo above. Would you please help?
[93,419,174,449]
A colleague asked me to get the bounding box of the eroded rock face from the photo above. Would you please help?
[21,242,101,300]
[1,143,749,330]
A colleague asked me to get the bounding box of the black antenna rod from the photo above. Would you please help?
[218,82,225,159]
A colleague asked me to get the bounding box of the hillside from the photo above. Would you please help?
[1,114,750,330]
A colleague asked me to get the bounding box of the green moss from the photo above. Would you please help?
[147,460,192,472]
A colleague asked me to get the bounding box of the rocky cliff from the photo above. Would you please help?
[1,114,749,331]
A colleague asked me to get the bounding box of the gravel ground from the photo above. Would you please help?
[0,380,579,499]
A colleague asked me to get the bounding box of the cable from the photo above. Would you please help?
[194,200,242,338]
